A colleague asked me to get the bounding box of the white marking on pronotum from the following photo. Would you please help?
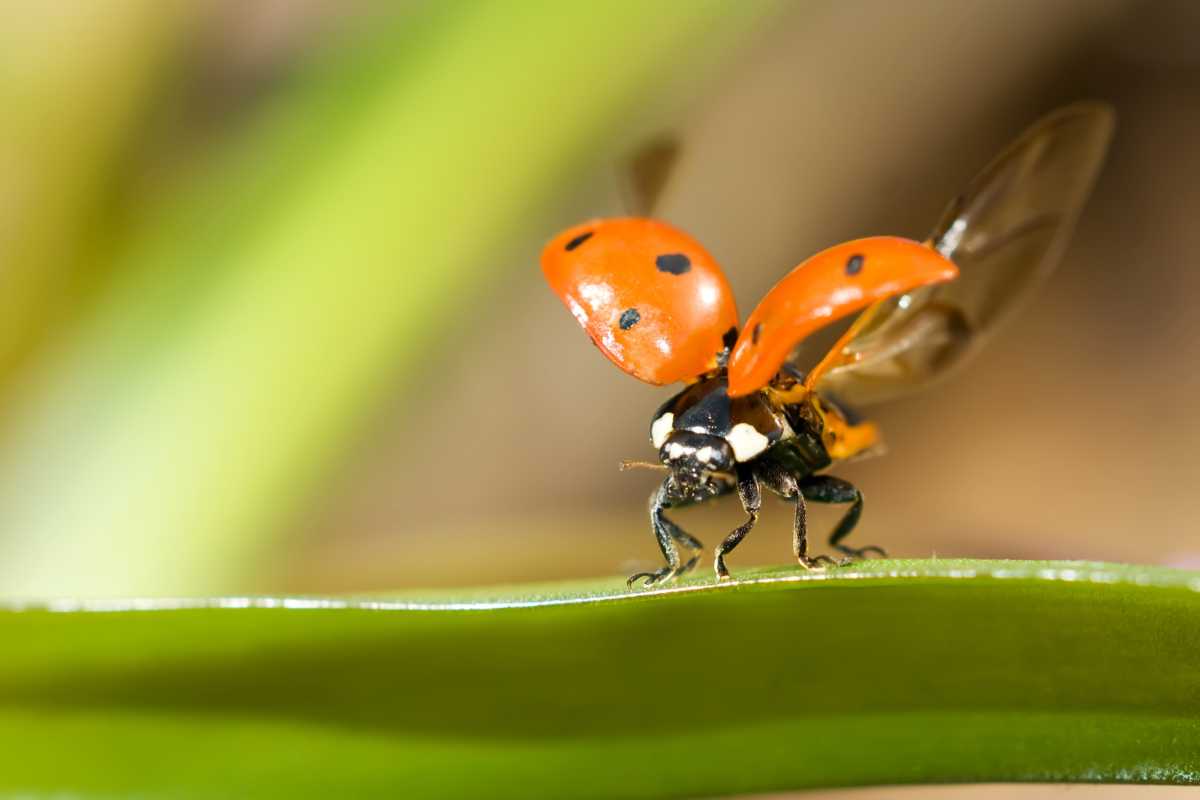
[665,441,688,460]
[650,413,674,448]
[726,422,770,462]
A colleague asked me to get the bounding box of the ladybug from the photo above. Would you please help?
[541,103,1114,587]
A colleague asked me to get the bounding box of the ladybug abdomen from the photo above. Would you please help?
[649,374,793,463]
[761,426,833,477]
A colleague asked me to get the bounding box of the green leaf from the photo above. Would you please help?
[1,559,1198,797]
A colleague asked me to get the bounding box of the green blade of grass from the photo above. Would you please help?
[0,3,194,387]
[1,559,1198,797]
[0,1,778,597]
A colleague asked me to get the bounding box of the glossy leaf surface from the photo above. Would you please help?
[0,559,1198,797]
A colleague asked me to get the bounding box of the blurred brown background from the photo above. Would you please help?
[284,0,1200,592]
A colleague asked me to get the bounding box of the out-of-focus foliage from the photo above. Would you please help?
[0,4,195,384]
[0,560,1198,796]
[0,1,777,597]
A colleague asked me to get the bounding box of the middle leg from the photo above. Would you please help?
[755,460,838,570]
[713,464,761,581]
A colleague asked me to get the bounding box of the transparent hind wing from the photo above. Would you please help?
[808,102,1115,405]
[619,135,682,217]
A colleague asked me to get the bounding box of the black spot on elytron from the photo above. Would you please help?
[655,253,692,275]
[845,253,865,275]
[565,231,593,251]
[722,326,738,349]
[619,308,641,330]
[751,323,762,344]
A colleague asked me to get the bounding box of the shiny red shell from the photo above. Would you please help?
[541,218,739,385]
[726,237,959,397]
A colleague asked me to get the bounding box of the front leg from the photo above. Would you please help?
[714,464,761,581]
[627,479,706,587]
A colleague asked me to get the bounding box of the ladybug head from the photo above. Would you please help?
[658,430,735,492]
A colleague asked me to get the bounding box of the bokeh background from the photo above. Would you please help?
[2,0,1199,605]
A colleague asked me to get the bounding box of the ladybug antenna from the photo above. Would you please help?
[619,459,668,472]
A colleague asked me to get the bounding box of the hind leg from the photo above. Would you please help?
[799,475,885,561]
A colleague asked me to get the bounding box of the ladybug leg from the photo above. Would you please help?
[662,511,705,571]
[755,461,837,570]
[799,475,885,561]
[671,530,704,579]
[627,480,704,588]
[712,465,760,581]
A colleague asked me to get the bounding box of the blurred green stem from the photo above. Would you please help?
[0,1,778,596]
[0,2,192,388]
